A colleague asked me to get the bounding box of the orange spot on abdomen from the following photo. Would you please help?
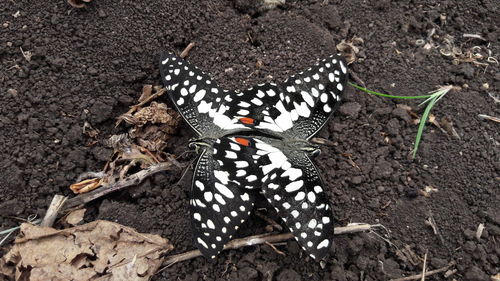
[239,117,255,125]
[235,137,250,147]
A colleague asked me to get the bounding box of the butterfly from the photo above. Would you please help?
[159,51,347,260]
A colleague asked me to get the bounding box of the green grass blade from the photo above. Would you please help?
[412,96,438,158]
[349,82,433,99]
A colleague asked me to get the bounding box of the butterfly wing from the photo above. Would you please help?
[234,136,335,260]
[238,54,348,140]
[190,137,262,258]
[159,52,249,137]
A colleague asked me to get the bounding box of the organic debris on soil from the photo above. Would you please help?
[70,86,181,194]
[0,220,173,281]
[1,0,498,280]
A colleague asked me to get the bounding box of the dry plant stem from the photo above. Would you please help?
[255,210,283,231]
[421,250,428,281]
[478,114,500,123]
[389,262,456,281]
[161,223,379,268]
[180,42,196,58]
[64,162,174,210]
[41,195,68,227]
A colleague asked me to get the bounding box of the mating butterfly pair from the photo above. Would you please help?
[159,51,347,260]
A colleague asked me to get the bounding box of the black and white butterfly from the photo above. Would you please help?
[159,52,347,260]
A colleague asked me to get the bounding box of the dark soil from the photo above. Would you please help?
[1,0,499,280]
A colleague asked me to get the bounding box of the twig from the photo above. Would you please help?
[265,241,286,256]
[160,223,380,269]
[421,250,428,281]
[180,42,196,58]
[349,70,365,87]
[41,195,68,227]
[478,114,500,123]
[255,210,283,231]
[20,47,32,62]
[389,261,456,281]
[63,161,175,210]
[425,213,445,245]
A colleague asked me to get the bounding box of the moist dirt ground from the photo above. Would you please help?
[1,1,499,280]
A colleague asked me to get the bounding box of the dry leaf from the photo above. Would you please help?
[70,178,102,194]
[65,209,86,226]
[1,220,173,281]
[132,102,181,127]
[68,0,92,8]
[336,36,364,64]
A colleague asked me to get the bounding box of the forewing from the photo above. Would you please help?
[238,54,348,139]
[248,137,334,260]
[159,53,248,137]
[190,137,261,258]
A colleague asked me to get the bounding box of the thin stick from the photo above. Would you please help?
[421,250,428,281]
[389,262,455,281]
[478,114,500,123]
[180,42,196,58]
[160,223,380,269]
[40,195,68,227]
[63,162,174,210]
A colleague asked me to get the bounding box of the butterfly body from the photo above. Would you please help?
[159,52,347,260]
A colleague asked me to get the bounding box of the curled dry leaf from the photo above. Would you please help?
[68,0,92,8]
[70,178,102,194]
[0,220,173,281]
[336,36,364,64]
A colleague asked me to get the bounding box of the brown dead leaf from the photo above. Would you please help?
[1,220,173,281]
[336,36,364,64]
[65,209,86,226]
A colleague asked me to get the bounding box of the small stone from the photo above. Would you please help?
[87,67,98,75]
[459,64,475,79]
[351,176,363,184]
[276,269,301,281]
[463,229,476,240]
[7,88,17,96]
[391,107,411,122]
[339,102,361,118]
[238,266,259,281]
[377,186,385,193]
[464,266,488,281]
[98,9,107,18]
